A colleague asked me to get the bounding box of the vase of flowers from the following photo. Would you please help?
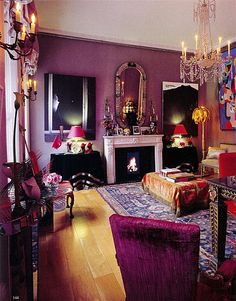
[43,172,62,191]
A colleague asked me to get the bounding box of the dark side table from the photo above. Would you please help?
[163,146,199,172]
[50,151,104,181]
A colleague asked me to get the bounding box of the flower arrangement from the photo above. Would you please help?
[43,172,62,187]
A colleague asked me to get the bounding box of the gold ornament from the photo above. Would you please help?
[192,106,210,160]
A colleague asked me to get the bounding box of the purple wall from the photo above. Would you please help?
[32,34,206,168]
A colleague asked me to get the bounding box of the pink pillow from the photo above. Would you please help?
[22,177,41,200]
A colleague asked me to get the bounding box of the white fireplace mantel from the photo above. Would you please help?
[103,135,163,184]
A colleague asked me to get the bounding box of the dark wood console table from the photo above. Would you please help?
[207,176,236,266]
[163,146,198,172]
[50,151,104,181]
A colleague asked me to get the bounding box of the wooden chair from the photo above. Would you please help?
[69,172,104,191]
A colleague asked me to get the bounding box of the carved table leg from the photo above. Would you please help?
[209,184,227,264]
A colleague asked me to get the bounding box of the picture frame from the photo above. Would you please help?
[219,47,236,130]
[141,126,150,135]
[162,81,198,137]
[132,125,141,135]
[117,128,124,136]
[44,73,96,142]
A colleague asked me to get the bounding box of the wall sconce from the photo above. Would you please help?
[0,1,37,60]
[26,78,37,101]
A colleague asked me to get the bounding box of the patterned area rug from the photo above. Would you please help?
[97,182,236,274]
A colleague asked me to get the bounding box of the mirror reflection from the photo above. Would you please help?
[115,62,146,129]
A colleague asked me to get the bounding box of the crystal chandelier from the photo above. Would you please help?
[180,0,230,86]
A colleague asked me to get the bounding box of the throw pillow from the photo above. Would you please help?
[206,147,226,159]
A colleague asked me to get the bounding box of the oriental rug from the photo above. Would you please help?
[97,182,236,275]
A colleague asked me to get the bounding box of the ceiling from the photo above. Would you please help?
[34,0,236,52]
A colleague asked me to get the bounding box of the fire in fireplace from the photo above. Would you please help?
[115,146,155,183]
[127,152,140,174]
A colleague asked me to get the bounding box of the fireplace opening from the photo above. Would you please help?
[115,146,155,183]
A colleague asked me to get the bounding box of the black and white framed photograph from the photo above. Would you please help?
[132,125,141,135]
[118,128,124,136]
[44,73,96,141]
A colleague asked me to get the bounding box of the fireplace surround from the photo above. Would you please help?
[103,135,163,184]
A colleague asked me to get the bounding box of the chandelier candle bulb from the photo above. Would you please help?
[218,36,222,49]
[181,41,184,56]
[15,2,21,22]
[195,35,198,50]
[228,40,231,57]
[184,47,187,60]
[30,14,36,34]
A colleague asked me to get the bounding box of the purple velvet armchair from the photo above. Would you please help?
[109,214,200,301]
[110,214,236,301]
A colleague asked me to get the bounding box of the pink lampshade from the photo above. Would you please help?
[173,124,188,135]
[68,126,85,139]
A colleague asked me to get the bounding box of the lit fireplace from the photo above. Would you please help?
[127,152,139,174]
[115,146,155,183]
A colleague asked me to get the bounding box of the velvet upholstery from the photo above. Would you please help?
[219,152,236,178]
[219,152,236,216]
[109,214,200,301]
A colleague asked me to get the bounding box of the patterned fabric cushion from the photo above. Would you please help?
[206,147,226,159]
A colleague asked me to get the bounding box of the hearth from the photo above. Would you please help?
[103,135,163,184]
[115,147,155,183]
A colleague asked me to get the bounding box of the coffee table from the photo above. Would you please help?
[142,172,209,217]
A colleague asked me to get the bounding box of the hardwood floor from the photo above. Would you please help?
[38,189,125,301]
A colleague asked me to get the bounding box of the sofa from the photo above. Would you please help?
[201,143,236,175]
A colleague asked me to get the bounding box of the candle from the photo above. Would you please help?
[33,80,37,92]
[30,14,36,34]
[184,47,187,60]
[228,40,231,57]
[218,36,222,49]
[181,41,184,56]
[195,35,198,50]
[20,25,26,41]
[28,79,32,88]
[15,2,21,22]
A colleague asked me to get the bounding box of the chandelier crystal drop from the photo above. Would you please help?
[180,0,230,86]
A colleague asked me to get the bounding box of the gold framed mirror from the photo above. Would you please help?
[115,62,147,128]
